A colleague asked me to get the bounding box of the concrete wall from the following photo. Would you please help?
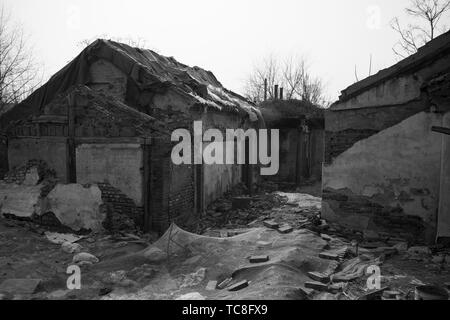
[76,143,143,205]
[8,137,68,182]
[323,111,444,242]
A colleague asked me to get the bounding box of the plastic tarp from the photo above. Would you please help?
[1,39,261,130]
[102,224,334,300]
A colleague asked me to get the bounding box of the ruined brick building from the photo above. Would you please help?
[259,100,324,185]
[0,39,262,232]
[323,31,450,244]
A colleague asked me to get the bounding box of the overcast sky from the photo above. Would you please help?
[3,0,445,102]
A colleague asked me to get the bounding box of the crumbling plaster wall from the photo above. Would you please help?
[204,163,241,205]
[76,143,143,205]
[201,111,250,206]
[323,54,450,243]
[323,111,443,241]
[8,138,68,183]
[42,184,105,232]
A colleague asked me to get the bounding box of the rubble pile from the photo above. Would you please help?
[194,187,288,234]
[0,161,139,235]
[0,160,57,221]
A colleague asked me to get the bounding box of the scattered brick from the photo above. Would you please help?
[228,280,249,292]
[263,220,279,229]
[319,252,340,261]
[217,277,233,290]
[307,272,330,283]
[358,287,389,300]
[304,281,328,291]
[321,234,333,241]
[249,255,270,263]
[278,225,294,234]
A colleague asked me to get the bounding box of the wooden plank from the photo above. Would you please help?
[66,93,77,184]
[295,129,302,186]
[74,137,147,145]
[143,143,152,233]
[249,255,270,263]
[228,280,249,292]
[432,126,450,136]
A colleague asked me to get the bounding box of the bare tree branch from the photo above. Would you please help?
[391,0,450,58]
[0,4,41,112]
[244,54,328,107]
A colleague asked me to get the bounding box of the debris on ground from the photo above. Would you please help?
[0,179,449,300]
[45,232,84,245]
[73,252,100,265]
[0,279,42,295]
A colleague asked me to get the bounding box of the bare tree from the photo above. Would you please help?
[282,56,305,100]
[0,5,40,112]
[392,0,450,58]
[244,54,328,107]
[244,55,280,102]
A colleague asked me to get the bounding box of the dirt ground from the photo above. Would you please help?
[0,182,449,300]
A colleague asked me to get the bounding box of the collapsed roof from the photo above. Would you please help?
[1,39,260,129]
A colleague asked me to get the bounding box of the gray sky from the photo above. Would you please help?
[3,0,442,101]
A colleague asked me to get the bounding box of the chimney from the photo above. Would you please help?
[274,85,279,100]
[280,87,284,100]
[264,79,268,101]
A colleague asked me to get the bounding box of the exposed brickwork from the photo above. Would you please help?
[167,162,195,227]
[324,129,379,164]
[323,190,426,244]
[97,182,143,232]
[3,159,58,197]
[148,138,195,232]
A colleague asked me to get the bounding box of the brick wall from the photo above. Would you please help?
[324,100,427,162]
[97,182,143,232]
[323,189,426,244]
[323,99,442,243]
[8,138,69,183]
[325,129,379,164]
[148,138,195,232]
